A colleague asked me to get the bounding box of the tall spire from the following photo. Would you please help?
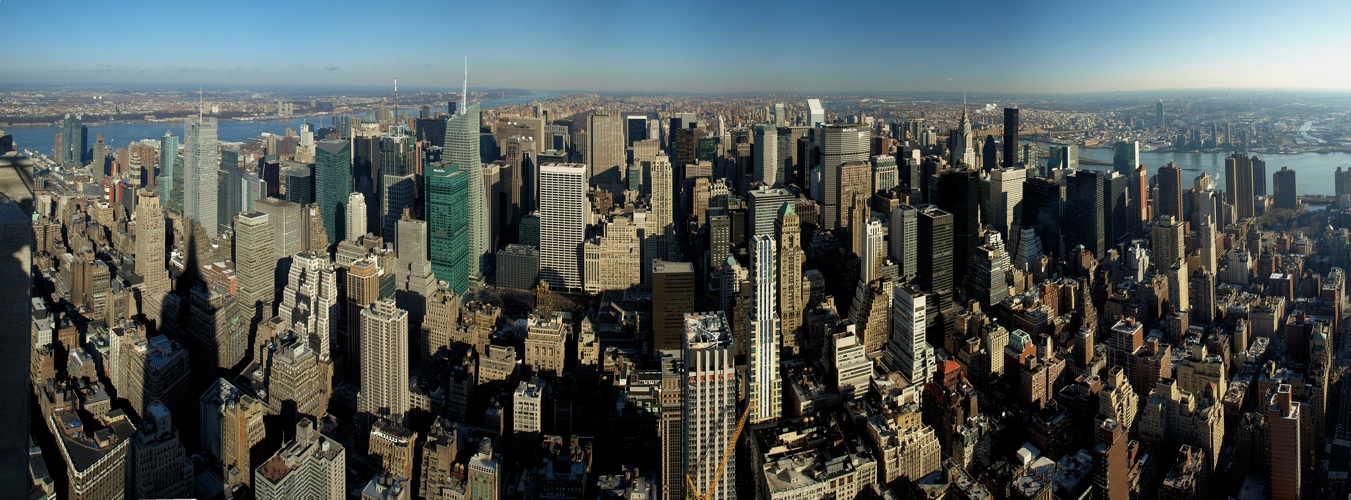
[198,84,204,117]
[461,56,468,116]
[962,92,967,118]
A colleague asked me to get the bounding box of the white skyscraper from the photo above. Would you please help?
[346,192,367,241]
[446,65,488,281]
[753,125,779,187]
[887,283,935,385]
[683,312,736,500]
[359,299,410,421]
[806,98,825,127]
[647,156,675,261]
[279,252,340,360]
[955,97,976,166]
[989,167,1026,237]
[539,163,590,292]
[748,235,781,424]
[1199,215,1217,275]
[862,218,884,284]
[183,115,219,238]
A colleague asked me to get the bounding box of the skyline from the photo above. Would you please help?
[2,0,1349,93]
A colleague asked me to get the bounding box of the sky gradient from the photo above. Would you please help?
[4,0,1350,93]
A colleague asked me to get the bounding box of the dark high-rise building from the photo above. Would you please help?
[1093,418,1130,500]
[1336,167,1351,203]
[1112,141,1138,176]
[915,204,954,297]
[495,244,539,292]
[1022,177,1063,258]
[982,135,999,172]
[626,115,648,146]
[1272,166,1297,209]
[1224,153,1255,220]
[315,140,353,245]
[1157,162,1183,221]
[1103,172,1130,247]
[283,164,314,205]
[1002,108,1019,168]
[1065,170,1105,258]
[1251,155,1267,197]
[653,260,696,351]
[1156,100,1166,128]
[61,113,88,169]
[934,170,980,295]
[218,148,244,234]
[1267,385,1300,500]
[91,133,107,183]
[426,164,469,294]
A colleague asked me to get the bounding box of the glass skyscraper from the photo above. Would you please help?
[445,103,488,280]
[315,140,352,245]
[426,165,469,294]
[183,115,219,238]
[158,131,179,209]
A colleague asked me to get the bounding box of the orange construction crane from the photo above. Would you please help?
[685,402,754,500]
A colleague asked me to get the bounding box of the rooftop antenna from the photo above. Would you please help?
[198,84,204,117]
[394,76,399,123]
[461,56,468,115]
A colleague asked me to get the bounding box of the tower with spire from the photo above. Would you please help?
[955,93,976,167]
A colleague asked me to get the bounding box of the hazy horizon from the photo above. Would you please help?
[4,0,1350,93]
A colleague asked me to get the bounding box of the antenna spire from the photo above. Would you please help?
[394,76,399,124]
[199,84,204,117]
[461,56,469,115]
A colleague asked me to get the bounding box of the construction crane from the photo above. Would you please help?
[685,402,754,500]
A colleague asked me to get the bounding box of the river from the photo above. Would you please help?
[1063,146,1351,197]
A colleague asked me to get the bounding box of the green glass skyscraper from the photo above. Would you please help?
[427,164,469,294]
[315,139,352,246]
[158,131,180,210]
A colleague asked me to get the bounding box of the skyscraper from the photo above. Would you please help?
[747,235,781,424]
[315,139,352,245]
[1157,162,1183,221]
[1103,171,1130,246]
[935,170,980,295]
[753,124,779,186]
[359,299,410,422]
[1156,100,1166,128]
[989,167,1025,237]
[1152,215,1185,272]
[777,205,804,354]
[653,260,696,351]
[346,192,367,241]
[347,258,385,383]
[1251,155,1267,197]
[1022,177,1063,258]
[252,418,345,499]
[1267,385,1300,500]
[647,156,676,262]
[626,115,648,146]
[135,190,171,297]
[982,135,999,172]
[131,402,193,499]
[158,132,179,208]
[184,114,220,238]
[1066,170,1106,258]
[889,283,935,385]
[955,99,975,166]
[1224,153,1255,220]
[380,174,416,243]
[1112,141,1138,176]
[234,212,275,307]
[279,252,340,360]
[915,204,954,297]
[218,148,244,234]
[426,165,469,294]
[820,124,871,230]
[539,163,589,292]
[806,98,825,127]
[588,111,625,187]
[445,100,489,280]
[1272,166,1297,209]
[683,312,736,500]
[60,113,87,169]
[890,204,918,279]
[1002,107,1019,168]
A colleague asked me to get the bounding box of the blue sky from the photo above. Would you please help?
[3,0,1349,92]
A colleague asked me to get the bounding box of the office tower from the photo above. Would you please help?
[890,204,918,279]
[1048,144,1078,173]
[753,124,779,186]
[935,170,979,294]
[1093,419,1130,500]
[839,161,873,257]
[1065,170,1106,258]
[242,174,267,213]
[625,115,648,146]
[1225,153,1256,219]
[218,148,244,234]
[747,235,781,424]
[467,439,502,499]
[747,187,794,240]
[587,111,625,187]
[61,113,87,169]
[1002,107,1019,168]
[1157,162,1183,221]
[90,133,107,181]
[915,204,954,297]
[158,132,179,207]
[495,244,540,291]
[135,190,171,296]
[862,218,884,283]
[346,191,367,240]
[1151,214,1185,274]
[1197,216,1217,276]
[950,101,975,166]
[1337,167,1351,206]
[132,401,193,499]
[539,163,589,292]
[1112,141,1138,176]
[184,114,220,238]
[1251,155,1267,197]
[771,103,786,127]
[1155,100,1166,128]
[234,212,275,307]
[1272,166,1297,209]
[347,257,384,379]
[255,197,303,260]
[265,334,331,423]
[806,98,825,127]
[444,100,489,280]
[777,206,804,354]
[283,164,314,205]
[820,124,871,230]
[1267,385,1300,500]
[381,174,416,243]
[656,352,686,500]
[683,312,736,500]
[890,283,935,385]
[1103,171,1130,246]
[653,260,696,350]
[200,378,265,491]
[964,232,1011,307]
[253,418,345,499]
[314,139,352,245]
[648,156,676,261]
[426,165,469,293]
[989,167,1025,237]
[359,299,410,422]
[583,215,642,293]
[368,418,416,480]
[279,252,340,359]
[870,155,898,192]
[1021,177,1062,258]
[977,135,996,172]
